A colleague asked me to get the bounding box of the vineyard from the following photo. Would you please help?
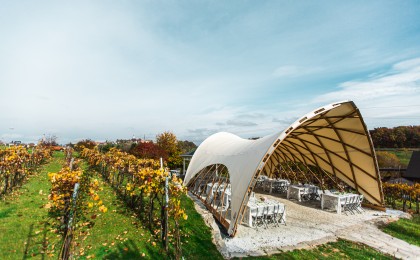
[0,145,217,260]
[1,144,419,259]
[80,147,188,257]
[383,183,420,213]
[1,145,51,196]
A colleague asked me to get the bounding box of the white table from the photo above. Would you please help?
[263,179,289,193]
[287,185,318,201]
[206,182,229,196]
[217,188,231,208]
[321,193,360,214]
[242,199,286,227]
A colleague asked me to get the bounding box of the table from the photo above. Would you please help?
[206,182,229,196]
[242,199,286,227]
[321,193,360,214]
[287,185,318,201]
[263,179,289,193]
[217,188,231,208]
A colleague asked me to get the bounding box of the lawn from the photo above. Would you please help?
[391,150,413,167]
[381,214,420,247]
[236,239,393,259]
[0,151,65,259]
[379,149,413,167]
[77,177,223,259]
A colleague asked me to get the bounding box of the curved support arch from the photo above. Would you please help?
[184,101,384,236]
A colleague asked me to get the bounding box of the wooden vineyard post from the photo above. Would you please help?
[160,157,169,251]
[60,182,80,260]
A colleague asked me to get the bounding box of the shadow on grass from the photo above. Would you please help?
[23,222,49,260]
[96,239,163,259]
[0,206,15,219]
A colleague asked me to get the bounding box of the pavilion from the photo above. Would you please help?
[183,101,384,236]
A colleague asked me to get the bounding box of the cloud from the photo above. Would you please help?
[312,57,420,127]
[314,57,420,104]
[272,117,298,125]
[1,2,420,144]
[226,119,258,127]
[1,133,23,140]
[236,113,267,119]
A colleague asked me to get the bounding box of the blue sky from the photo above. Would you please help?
[1,1,420,144]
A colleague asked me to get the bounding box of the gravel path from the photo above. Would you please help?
[189,192,420,259]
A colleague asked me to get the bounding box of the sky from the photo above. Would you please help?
[1,1,420,144]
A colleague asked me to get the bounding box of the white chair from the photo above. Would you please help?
[354,195,364,213]
[343,196,357,215]
[276,205,286,225]
[252,207,265,228]
[264,206,276,227]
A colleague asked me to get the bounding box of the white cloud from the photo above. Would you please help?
[313,57,420,127]
[315,58,420,103]
[1,2,420,144]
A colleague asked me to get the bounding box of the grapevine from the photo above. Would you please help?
[0,145,51,196]
[81,147,187,258]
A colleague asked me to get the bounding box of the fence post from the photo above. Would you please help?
[160,158,169,251]
[60,182,80,260]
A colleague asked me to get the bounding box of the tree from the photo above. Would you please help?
[75,139,96,152]
[376,151,401,168]
[177,140,197,154]
[156,131,182,169]
[38,134,58,147]
[370,126,420,148]
[129,142,167,160]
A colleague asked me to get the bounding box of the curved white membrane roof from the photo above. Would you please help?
[184,101,383,236]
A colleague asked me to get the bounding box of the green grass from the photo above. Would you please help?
[390,150,412,167]
[236,239,392,259]
[179,194,224,259]
[77,178,223,259]
[0,151,64,259]
[381,215,420,247]
[377,149,413,167]
[73,176,165,259]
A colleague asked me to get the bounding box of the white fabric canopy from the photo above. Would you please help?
[184,101,384,236]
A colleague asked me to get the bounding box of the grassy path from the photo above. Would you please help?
[77,174,223,259]
[0,152,65,259]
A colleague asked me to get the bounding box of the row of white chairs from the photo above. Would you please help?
[252,204,286,228]
[342,195,364,215]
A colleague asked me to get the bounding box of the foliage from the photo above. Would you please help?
[0,145,51,196]
[81,147,188,258]
[0,152,64,259]
[177,140,197,154]
[381,215,420,247]
[38,134,58,147]
[46,164,106,230]
[376,151,401,168]
[129,142,168,160]
[382,183,420,213]
[98,142,116,153]
[156,131,183,169]
[74,139,96,152]
[370,126,420,148]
